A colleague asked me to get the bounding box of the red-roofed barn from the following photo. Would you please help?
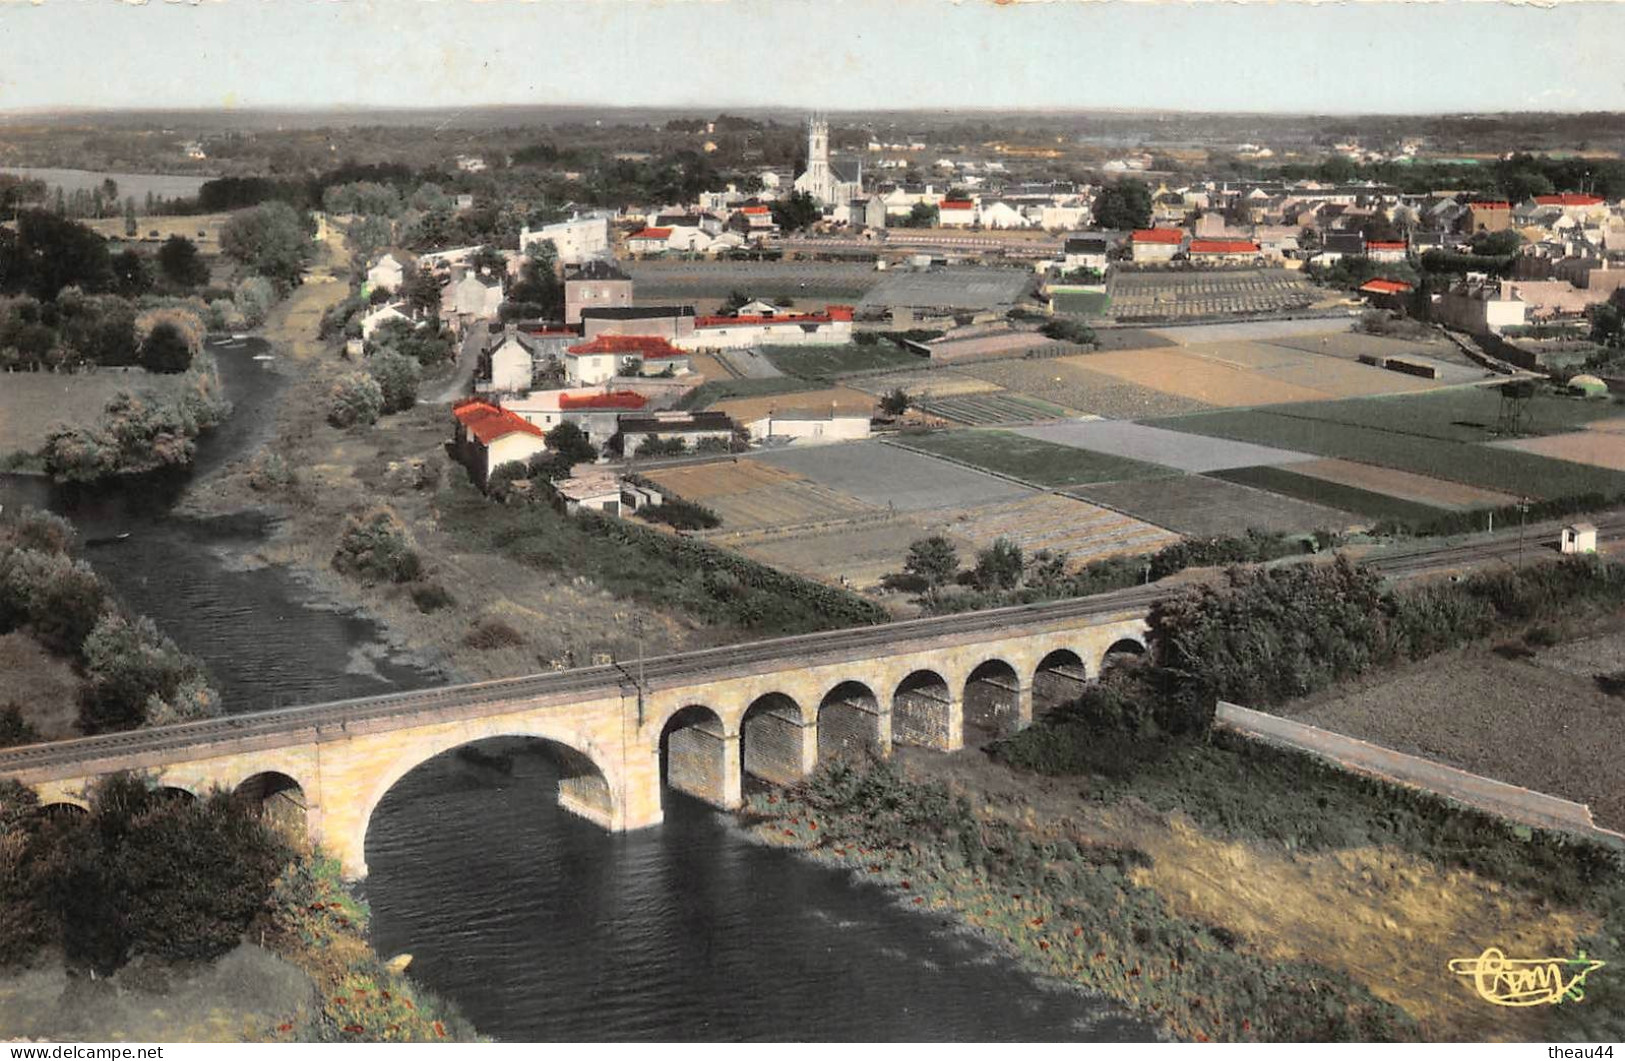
[452,398,549,488]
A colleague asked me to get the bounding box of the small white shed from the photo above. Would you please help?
[1560,522,1597,555]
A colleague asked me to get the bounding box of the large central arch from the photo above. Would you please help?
[818,680,885,764]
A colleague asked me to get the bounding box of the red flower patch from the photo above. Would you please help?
[277,1023,293,1033]
[434,1021,446,1038]
[343,1025,364,1035]
[900,880,911,890]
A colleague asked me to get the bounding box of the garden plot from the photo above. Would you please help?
[926,493,1179,568]
[1012,420,1315,474]
[1287,458,1519,510]
[915,392,1077,426]
[959,358,1213,419]
[642,461,878,531]
[1147,317,1353,346]
[622,260,879,310]
[750,441,1035,512]
[1070,475,1360,538]
[1106,270,1318,322]
[1490,431,1625,472]
[713,348,782,379]
[849,369,1002,400]
[1264,332,1485,381]
[1209,466,1447,525]
[735,516,941,590]
[858,267,1032,314]
[896,429,1174,486]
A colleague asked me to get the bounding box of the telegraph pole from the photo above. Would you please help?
[1518,496,1529,567]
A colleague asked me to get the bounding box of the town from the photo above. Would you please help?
[3,1,1625,1048]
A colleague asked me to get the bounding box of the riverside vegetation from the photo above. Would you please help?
[752,555,1625,1042]
[0,776,477,1042]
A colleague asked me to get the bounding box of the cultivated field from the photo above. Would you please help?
[641,460,878,531]
[923,493,1179,569]
[1491,430,1625,472]
[896,429,1175,486]
[1265,331,1485,379]
[735,516,933,590]
[84,210,237,249]
[1012,419,1313,473]
[751,441,1034,511]
[0,369,193,453]
[762,343,923,380]
[1288,458,1519,510]
[622,260,879,311]
[1064,346,1329,406]
[1208,466,1446,525]
[848,368,1002,400]
[1284,626,1625,831]
[1150,392,1625,499]
[1069,475,1359,537]
[913,391,1076,426]
[959,358,1213,419]
[1105,269,1319,321]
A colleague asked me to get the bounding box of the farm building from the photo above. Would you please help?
[505,388,651,447]
[1129,228,1185,263]
[620,411,736,455]
[747,409,873,444]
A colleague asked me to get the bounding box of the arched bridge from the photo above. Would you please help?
[0,588,1153,879]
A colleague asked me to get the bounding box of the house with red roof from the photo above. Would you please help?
[451,398,549,488]
[1129,228,1185,262]
[564,334,692,385]
[1187,238,1262,263]
[626,227,674,256]
[504,388,651,447]
[1365,240,1409,263]
[937,199,977,228]
[1358,277,1414,309]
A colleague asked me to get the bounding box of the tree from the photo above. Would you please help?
[327,372,384,428]
[1090,181,1153,230]
[470,245,506,276]
[545,421,598,467]
[1040,318,1097,345]
[879,388,911,416]
[903,535,959,590]
[506,241,563,320]
[1591,294,1625,350]
[220,201,313,288]
[110,249,151,297]
[233,276,276,328]
[399,265,442,320]
[366,347,421,413]
[138,321,194,374]
[0,211,114,299]
[897,202,938,229]
[1469,229,1522,257]
[771,190,821,233]
[156,236,210,288]
[972,538,1025,591]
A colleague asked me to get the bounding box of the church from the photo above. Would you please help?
[792,115,862,207]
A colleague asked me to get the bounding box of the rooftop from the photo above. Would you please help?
[452,398,546,445]
[1131,228,1184,245]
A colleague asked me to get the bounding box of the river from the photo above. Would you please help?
[0,347,1149,1042]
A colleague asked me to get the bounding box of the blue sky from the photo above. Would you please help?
[1,1,1622,115]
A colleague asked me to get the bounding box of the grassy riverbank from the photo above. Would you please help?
[748,747,1623,1043]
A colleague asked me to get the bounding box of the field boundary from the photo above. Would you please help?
[1217,701,1625,847]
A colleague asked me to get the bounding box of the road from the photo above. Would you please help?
[425,326,487,404]
[3,508,1621,774]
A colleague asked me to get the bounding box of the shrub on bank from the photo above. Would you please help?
[634,498,721,531]
[332,508,421,585]
[366,347,421,415]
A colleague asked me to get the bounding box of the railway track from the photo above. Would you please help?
[4,510,1620,774]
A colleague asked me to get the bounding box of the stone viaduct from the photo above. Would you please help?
[1,595,1152,879]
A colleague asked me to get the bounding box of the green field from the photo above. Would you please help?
[677,376,823,410]
[1206,467,1446,524]
[1150,391,1625,500]
[896,429,1177,488]
[762,342,924,381]
[1052,291,1111,316]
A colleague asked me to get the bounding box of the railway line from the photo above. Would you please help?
[3,508,1620,775]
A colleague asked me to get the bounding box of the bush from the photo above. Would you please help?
[366,347,421,414]
[410,583,456,614]
[332,508,421,585]
[247,452,297,492]
[138,320,195,374]
[635,498,721,531]
[0,508,75,555]
[1039,318,1097,344]
[0,546,109,656]
[634,436,688,458]
[971,537,1024,591]
[233,276,277,327]
[464,618,525,649]
[327,372,385,429]
[78,612,208,734]
[0,704,38,748]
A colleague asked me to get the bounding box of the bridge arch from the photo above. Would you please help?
[1101,637,1148,675]
[818,680,886,765]
[233,771,307,833]
[891,669,953,750]
[740,692,811,786]
[659,704,734,808]
[1033,648,1089,717]
[963,658,1022,741]
[354,725,619,880]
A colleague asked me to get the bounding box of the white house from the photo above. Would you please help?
[452,273,504,320]
[366,253,404,293]
[361,303,415,341]
[678,306,855,350]
[978,201,1031,230]
[488,331,537,394]
[563,335,692,386]
[504,387,651,447]
[938,199,977,227]
[521,213,614,265]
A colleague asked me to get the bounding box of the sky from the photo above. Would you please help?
[1,0,1623,116]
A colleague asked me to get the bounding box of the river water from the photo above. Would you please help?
[0,347,1148,1042]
